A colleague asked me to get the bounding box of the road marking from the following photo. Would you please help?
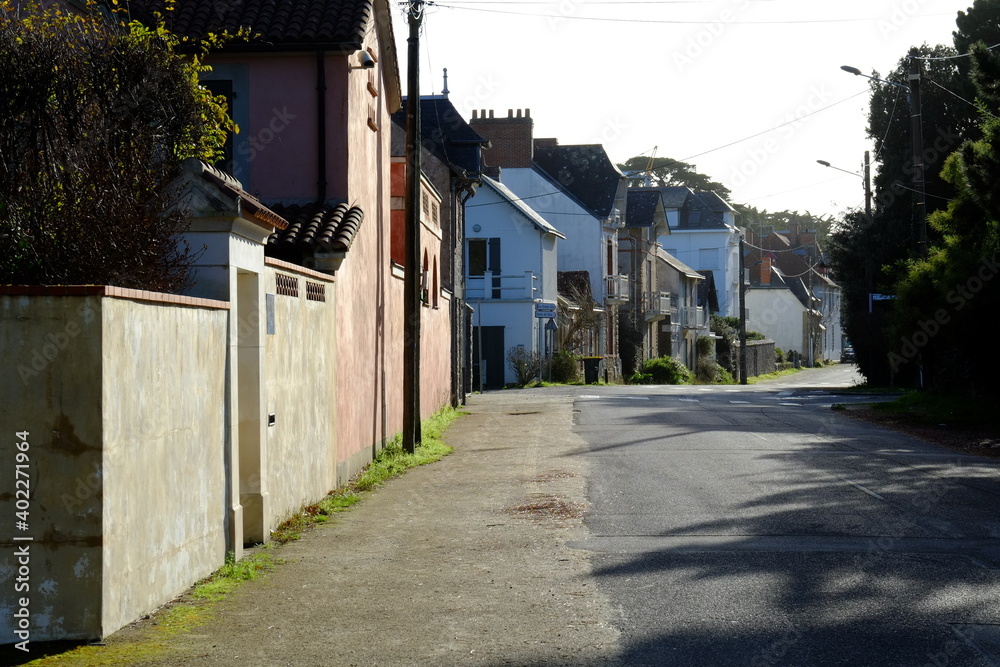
[678,398,700,403]
[729,400,750,404]
[779,403,802,407]
[615,396,650,400]
[579,395,601,399]
[842,478,885,501]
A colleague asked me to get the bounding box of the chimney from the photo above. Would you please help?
[468,108,535,168]
[761,257,772,286]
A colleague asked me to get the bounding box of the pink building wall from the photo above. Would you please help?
[206,16,450,485]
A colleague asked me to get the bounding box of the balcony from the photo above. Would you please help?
[604,274,629,305]
[467,271,538,300]
[681,305,706,329]
[643,291,671,322]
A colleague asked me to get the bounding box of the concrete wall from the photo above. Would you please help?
[0,288,228,642]
[264,261,338,523]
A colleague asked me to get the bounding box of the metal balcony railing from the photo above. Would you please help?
[467,271,538,300]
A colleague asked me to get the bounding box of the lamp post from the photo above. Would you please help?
[817,154,873,371]
[841,53,925,255]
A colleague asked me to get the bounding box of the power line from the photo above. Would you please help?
[912,42,1000,60]
[429,2,959,24]
[926,78,999,119]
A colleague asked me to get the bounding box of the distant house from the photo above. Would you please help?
[468,109,627,380]
[658,189,742,318]
[744,226,841,364]
[465,176,564,388]
[618,188,671,374]
[656,248,707,372]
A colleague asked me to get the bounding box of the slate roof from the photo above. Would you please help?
[533,145,623,219]
[625,190,662,228]
[392,96,488,179]
[677,191,735,230]
[125,0,373,51]
[265,201,364,262]
[481,176,565,239]
[558,271,594,303]
[656,248,703,280]
[658,186,692,210]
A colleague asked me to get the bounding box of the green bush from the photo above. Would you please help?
[627,371,654,385]
[551,350,580,383]
[639,356,691,385]
[696,335,715,358]
[697,357,734,384]
[775,347,785,363]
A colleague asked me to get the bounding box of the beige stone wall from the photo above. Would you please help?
[1,294,105,642]
[100,297,228,637]
[264,262,338,522]
[0,290,229,642]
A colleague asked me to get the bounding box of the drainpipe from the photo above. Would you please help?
[316,50,327,202]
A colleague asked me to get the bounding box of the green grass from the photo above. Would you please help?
[868,390,1000,429]
[745,367,801,384]
[192,551,278,601]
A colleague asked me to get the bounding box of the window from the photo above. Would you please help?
[699,248,718,270]
[467,238,501,298]
[276,274,298,297]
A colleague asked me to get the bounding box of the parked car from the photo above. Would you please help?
[841,346,856,363]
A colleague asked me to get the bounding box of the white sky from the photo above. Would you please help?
[389,0,976,220]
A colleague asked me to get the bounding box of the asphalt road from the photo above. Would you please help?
[569,366,1000,666]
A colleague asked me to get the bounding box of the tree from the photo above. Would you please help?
[617,155,731,198]
[889,41,1000,396]
[0,1,234,291]
[830,43,978,385]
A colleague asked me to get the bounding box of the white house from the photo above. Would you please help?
[745,260,822,361]
[465,175,564,388]
[468,109,628,378]
[658,189,741,318]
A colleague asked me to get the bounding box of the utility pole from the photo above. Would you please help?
[864,150,872,223]
[403,0,424,453]
[739,234,748,385]
[908,48,927,255]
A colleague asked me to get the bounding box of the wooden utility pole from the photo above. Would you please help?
[908,48,927,255]
[403,0,424,453]
[739,234,748,385]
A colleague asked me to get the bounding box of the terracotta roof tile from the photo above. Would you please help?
[266,201,365,263]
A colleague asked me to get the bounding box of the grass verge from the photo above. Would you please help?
[745,367,801,384]
[867,390,1000,430]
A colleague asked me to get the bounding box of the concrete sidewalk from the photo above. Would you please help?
[103,389,620,666]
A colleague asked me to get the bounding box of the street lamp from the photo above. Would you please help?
[841,54,926,254]
[817,154,871,222]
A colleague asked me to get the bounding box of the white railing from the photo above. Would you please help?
[604,274,629,304]
[682,305,706,329]
[644,291,671,321]
[467,270,538,300]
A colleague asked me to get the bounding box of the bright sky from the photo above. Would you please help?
[390,0,977,220]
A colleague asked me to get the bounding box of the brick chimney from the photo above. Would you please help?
[469,108,534,168]
[761,256,772,286]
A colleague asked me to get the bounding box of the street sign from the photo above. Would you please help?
[534,310,556,319]
[534,301,556,311]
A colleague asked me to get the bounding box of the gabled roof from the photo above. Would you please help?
[625,190,663,228]
[481,176,565,239]
[392,96,488,179]
[677,190,736,230]
[656,248,703,280]
[126,0,371,49]
[533,144,623,219]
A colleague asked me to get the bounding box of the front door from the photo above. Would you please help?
[472,326,505,390]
